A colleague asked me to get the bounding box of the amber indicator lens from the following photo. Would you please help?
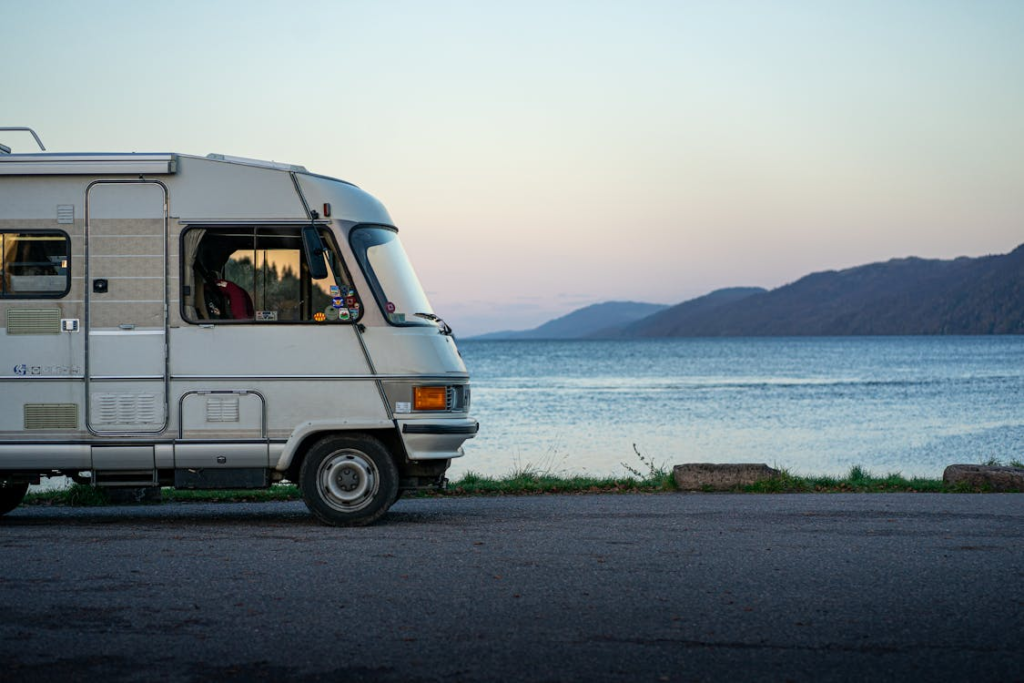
[413,386,447,411]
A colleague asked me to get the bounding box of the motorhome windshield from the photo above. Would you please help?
[350,226,434,326]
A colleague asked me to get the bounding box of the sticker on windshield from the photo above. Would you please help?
[339,308,351,321]
[345,296,356,307]
[332,297,344,309]
[324,307,339,321]
[385,302,396,313]
[329,285,340,297]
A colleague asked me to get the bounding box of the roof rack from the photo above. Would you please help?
[0,127,46,153]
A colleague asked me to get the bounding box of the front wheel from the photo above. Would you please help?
[0,481,29,516]
[299,435,399,527]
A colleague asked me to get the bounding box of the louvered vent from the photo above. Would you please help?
[7,308,61,335]
[24,404,79,430]
[57,204,75,224]
[93,393,159,425]
[206,397,240,422]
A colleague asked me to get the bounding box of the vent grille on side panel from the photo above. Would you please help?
[24,404,79,429]
[57,204,75,224]
[7,308,61,335]
[206,397,240,422]
[93,393,159,425]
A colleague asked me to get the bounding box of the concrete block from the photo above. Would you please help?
[673,463,780,491]
[942,465,1024,492]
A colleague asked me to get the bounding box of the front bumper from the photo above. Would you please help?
[398,418,479,460]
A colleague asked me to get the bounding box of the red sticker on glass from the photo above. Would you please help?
[385,302,396,313]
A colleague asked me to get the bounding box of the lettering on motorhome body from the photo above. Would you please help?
[13,364,81,376]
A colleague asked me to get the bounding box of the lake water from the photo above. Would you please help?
[452,337,1024,480]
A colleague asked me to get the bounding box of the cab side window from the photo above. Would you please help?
[182,226,362,324]
[0,231,71,298]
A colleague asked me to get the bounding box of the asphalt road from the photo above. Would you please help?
[1,494,1022,682]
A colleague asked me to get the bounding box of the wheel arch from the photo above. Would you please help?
[278,420,407,484]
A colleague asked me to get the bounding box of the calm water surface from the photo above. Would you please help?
[453,337,1024,479]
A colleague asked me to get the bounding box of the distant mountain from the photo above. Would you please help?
[618,244,1024,337]
[592,287,767,338]
[469,301,669,340]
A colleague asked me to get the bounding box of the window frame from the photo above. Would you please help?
[348,223,435,328]
[0,229,72,299]
[178,224,362,326]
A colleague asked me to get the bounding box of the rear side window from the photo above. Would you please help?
[0,231,71,298]
[181,226,363,324]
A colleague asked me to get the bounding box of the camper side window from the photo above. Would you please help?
[182,226,362,324]
[0,232,71,298]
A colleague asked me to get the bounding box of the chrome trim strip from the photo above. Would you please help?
[89,375,166,381]
[0,374,468,382]
[90,329,165,336]
[0,376,86,382]
[176,219,327,226]
[169,374,468,381]
[0,438,289,446]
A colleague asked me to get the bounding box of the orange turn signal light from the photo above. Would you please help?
[413,386,447,411]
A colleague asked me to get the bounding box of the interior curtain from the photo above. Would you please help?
[182,228,205,318]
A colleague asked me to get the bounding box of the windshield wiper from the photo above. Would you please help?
[414,312,452,336]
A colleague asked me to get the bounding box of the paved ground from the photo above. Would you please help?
[1,494,1022,682]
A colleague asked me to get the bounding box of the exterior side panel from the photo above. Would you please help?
[360,326,468,375]
[171,157,306,221]
[0,444,90,470]
[169,326,372,376]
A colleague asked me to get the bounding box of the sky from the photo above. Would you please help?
[4,0,1023,336]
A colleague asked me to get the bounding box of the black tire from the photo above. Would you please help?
[0,481,29,516]
[299,434,399,527]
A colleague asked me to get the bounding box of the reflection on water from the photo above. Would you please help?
[454,337,1024,479]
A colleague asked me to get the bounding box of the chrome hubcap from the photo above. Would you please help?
[318,450,379,512]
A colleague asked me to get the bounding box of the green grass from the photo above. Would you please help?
[24,482,303,507]
[24,483,112,507]
[438,470,673,496]
[19,458,1022,507]
[742,467,951,493]
[165,484,301,503]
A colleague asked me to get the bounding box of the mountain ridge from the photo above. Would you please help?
[469,301,669,340]
[466,243,1024,339]
[618,243,1023,337]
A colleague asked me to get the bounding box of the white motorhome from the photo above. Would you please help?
[0,128,477,525]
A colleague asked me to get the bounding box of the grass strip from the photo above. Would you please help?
[742,466,952,494]
[20,463,1020,508]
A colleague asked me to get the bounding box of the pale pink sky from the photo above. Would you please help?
[6,1,1023,335]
